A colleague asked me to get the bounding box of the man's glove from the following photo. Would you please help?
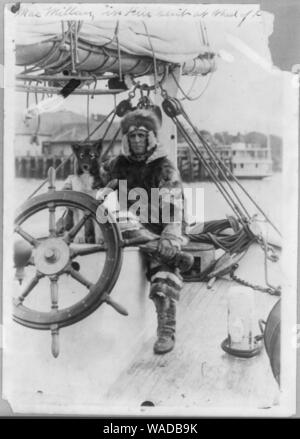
[96,179,119,202]
[140,239,194,273]
[158,238,180,260]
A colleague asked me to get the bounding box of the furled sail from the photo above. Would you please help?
[15,19,216,77]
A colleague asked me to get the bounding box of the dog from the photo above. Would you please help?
[57,141,103,243]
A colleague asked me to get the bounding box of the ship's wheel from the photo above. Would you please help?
[13,169,124,357]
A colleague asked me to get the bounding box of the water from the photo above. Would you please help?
[13,173,283,229]
[185,173,283,228]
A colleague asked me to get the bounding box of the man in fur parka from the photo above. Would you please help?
[97,108,187,354]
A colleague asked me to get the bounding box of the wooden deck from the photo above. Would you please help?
[4,244,280,415]
[104,278,279,412]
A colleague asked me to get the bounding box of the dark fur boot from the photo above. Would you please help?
[152,296,176,355]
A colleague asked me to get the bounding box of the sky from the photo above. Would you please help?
[179,12,286,137]
[15,9,291,138]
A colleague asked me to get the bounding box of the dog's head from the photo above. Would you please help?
[72,141,102,175]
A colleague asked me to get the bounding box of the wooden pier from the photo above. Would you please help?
[15,155,75,180]
[15,152,233,182]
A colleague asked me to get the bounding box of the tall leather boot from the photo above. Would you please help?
[152,296,176,355]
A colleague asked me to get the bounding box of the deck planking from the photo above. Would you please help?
[6,245,281,414]
[104,277,279,410]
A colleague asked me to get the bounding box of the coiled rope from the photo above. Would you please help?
[188,218,255,254]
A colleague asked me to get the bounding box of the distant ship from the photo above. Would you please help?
[178,140,273,181]
[230,141,273,179]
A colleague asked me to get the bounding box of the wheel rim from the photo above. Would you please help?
[13,191,123,330]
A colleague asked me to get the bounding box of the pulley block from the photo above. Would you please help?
[115,99,133,117]
[162,97,182,118]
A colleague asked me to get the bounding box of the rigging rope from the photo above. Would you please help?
[86,86,90,138]
[34,90,41,140]
[199,21,206,46]
[26,81,136,200]
[101,126,121,162]
[160,89,281,238]
[169,20,214,101]
[27,108,116,199]
[188,218,255,254]
[188,218,280,296]
[90,75,97,99]
[172,113,248,224]
[101,21,121,48]
[25,79,31,112]
[189,219,280,296]
[68,21,76,74]
[75,21,83,61]
[171,69,214,101]
[101,111,117,140]
[203,21,210,48]
[179,104,281,236]
[179,104,251,220]
[143,21,159,91]
[61,21,66,42]
[115,21,123,81]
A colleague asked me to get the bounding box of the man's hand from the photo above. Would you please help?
[158,238,179,260]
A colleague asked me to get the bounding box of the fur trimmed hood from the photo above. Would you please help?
[121,108,167,163]
[120,108,161,136]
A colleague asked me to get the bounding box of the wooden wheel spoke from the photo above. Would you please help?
[13,190,123,333]
[48,203,56,237]
[14,226,39,247]
[15,272,44,305]
[50,276,59,311]
[70,244,106,258]
[64,212,91,243]
[51,324,60,358]
[68,267,93,289]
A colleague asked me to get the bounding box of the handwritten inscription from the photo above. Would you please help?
[14,4,261,27]
[101,5,261,26]
[15,5,95,21]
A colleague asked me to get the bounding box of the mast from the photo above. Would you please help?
[153,67,181,165]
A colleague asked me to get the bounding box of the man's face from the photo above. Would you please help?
[128,129,148,156]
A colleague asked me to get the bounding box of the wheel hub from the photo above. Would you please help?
[34,238,70,275]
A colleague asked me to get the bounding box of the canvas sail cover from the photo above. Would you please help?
[15,20,216,76]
